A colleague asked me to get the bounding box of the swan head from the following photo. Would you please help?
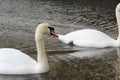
[36,23,58,37]
[116,3,120,15]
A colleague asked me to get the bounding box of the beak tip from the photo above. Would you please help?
[51,31,58,37]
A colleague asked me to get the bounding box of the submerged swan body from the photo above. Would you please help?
[0,23,57,74]
[58,4,120,48]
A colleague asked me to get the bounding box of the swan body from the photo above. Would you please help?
[58,29,118,48]
[0,48,40,74]
[58,3,120,48]
[0,23,57,74]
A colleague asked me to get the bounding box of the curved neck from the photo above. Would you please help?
[35,29,49,68]
[116,10,120,41]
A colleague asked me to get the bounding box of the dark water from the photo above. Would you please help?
[0,0,120,80]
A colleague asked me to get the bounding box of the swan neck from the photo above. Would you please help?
[116,10,120,41]
[35,29,49,68]
[57,34,64,38]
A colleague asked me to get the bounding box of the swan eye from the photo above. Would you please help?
[48,27,55,31]
[48,27,58,37]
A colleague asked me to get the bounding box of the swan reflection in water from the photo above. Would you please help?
[0,73,49,80]
[114,48,120,80]
[69,48,120,80]
[48,48,120,80]
[69,48,116,58]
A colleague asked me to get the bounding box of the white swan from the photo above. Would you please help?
[0,23,57,74]
[58,3,120,48]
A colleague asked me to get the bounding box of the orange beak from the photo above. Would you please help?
[51,31,58,37]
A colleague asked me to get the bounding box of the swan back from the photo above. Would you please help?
[0,48,39,74]
[58,29,116,48]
